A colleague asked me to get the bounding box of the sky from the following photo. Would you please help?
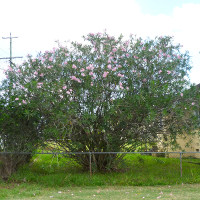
[0,0,200,84]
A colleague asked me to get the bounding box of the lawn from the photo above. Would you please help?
[0,183,200,199]
[3,153,199,187]
[0,153,200,199]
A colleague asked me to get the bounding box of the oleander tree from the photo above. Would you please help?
[1,32,199,171]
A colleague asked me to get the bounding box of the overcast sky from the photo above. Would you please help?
[0,0,200,84]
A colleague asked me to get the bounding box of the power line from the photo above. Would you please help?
[0,33,23,66]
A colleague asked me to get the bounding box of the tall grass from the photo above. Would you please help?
[2,154,200,187]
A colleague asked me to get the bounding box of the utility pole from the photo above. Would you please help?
[0,33,23,66]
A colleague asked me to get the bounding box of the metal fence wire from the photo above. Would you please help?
[0,151,200,177]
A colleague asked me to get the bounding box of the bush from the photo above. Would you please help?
[0,99,43,180]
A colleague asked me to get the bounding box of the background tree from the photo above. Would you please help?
[1,32,199,171]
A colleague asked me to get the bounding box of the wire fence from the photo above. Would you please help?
[0,151,200,178]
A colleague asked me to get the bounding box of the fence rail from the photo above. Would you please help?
[1,151,200,177]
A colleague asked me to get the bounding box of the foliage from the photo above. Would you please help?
[0,93,43,180]
[1,32,199,171]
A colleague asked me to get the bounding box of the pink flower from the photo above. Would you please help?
[121,47,126,51]
[80,68,85,72]
[22,100,27,104]
[177,55,181,59]
[64,61,68,65]
[89,33,94,36]
[71,76,77,81]
[180,93,183,97]
[112,67,117,72]
[40,73,44,77]
[117,73,124,78]
[17,69,21,73]
[66,91,71,94]
[19,103,21,106]
[15,98,19,100]
[126,87,129,90]
[72,64,77,69]
[34,71,38,75]
[107,64,112,70]
[70,76,81,83]
[143,59,147,62]
[91,82,93,86]
[89,72,94,76]
[49,57,53,62]
[158,70,162,74]
[126,53,129,57]
[192,102,195,105]
[167,70,171,75]
[81,73,85,77]
[109,56,113,60]
[37,82,43,88]
[132,70,136,73]
[86,64,94,70]
[78,59,81,62]
[8,66,13,71]
[47,65,53,69]
[63,86,67,90]
[119,82,124,89]
[112,48,117,52]
[103,71,109,78]
[125,41,129,46]
[117,65,122,68]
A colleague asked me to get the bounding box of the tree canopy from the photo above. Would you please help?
[1,32,199,171]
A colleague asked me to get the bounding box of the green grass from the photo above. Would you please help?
[1,154,200,199]
[1,153,199,187]
[0,183,200,199]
